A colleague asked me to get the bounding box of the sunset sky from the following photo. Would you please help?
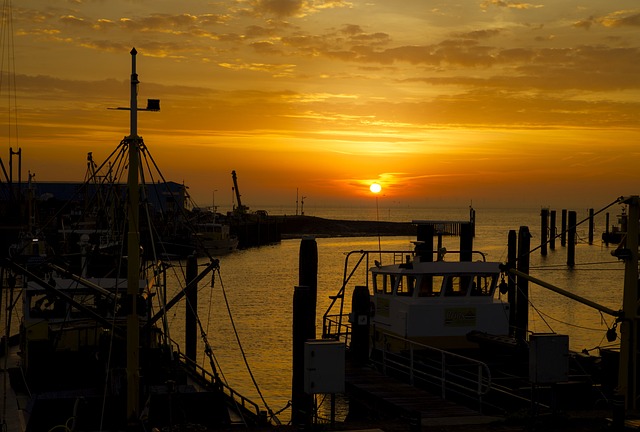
[2,1,639,211]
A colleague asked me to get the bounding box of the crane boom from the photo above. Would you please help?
[231,170,248,215]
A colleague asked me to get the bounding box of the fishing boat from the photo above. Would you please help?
[322,201,640,421]
[0,49,270,431]
[602,207,627,244]
[368,254,510,351]
[323,217,512,352]
[193,221,239,256]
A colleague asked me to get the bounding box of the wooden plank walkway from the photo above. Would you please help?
[345,363,500,426]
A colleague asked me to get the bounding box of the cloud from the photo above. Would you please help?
[481,0,544,10]
[601,11,640,28]
[248,0,351,17]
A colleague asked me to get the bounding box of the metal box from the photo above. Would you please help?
[529,333,569,384]
[304,339,345,394]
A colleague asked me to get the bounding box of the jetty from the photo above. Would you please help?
[276,215,415,239]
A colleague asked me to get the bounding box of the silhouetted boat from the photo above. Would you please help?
[0,49,268,431]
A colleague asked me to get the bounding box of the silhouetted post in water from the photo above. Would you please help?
[561,209,567,246]
[588,208,594,245]
[540,208,548,256]
[292,286,313,426]
[292,236,318,426]
[507,229,517,337]
[299,236,318,336]
[550,210,556,250]
[469,206,476,237]
[416,224,434,262]
[186,255,198,362]
[515,226,531,341]
[567,211,576,267]
[350,286,370,365]
[460,222,473,261]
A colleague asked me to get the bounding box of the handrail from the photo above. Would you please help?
[176,351,263,419]
[375,333,492,409]
[322,249,491,339]
[322,249,413,338]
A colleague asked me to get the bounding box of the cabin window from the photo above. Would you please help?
[444,276,470,296]
[471,274,496,296]
[29,293,67,319]
[373,273,395,295]
[418,275,443,297]
[373,273,384,294]
[387,275,396,294]
[397,275,415,296]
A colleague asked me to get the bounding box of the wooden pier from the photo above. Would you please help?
[345,362,500,427]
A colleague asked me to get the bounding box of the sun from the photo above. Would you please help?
[370,183,382,194]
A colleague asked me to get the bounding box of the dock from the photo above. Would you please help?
[345,362,500,427]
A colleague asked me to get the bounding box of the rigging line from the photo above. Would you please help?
[100,226,128,430]
[134,144,216,259]
[30,142,129,241]
[530,261,622,269]
[508,273,555,334]
[517,197,624,263]
[515,272,616,335]
[216,268,282,425]
[1,0,17,148]
[202,265,216,370]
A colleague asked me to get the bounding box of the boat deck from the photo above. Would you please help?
[0,345,26,431]
[345,361,500,427]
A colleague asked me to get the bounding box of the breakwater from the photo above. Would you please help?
[274,215,415,239]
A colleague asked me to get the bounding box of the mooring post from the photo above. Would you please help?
[507,229,517,337]
[299,236,318,337]
[588,208,594,245]
[291,285,313,427]
[185,254,198,362]
[350,285,370,365]
[561,209,567,247]
[460,222,473,262]
[292,236,318,427]
[515,226,531,341]
[567,211,576,267]
[549,210,556,250]
[416,224,434,262]
[540,208,548,256]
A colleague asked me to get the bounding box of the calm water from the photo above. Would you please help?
[162,204,628,423]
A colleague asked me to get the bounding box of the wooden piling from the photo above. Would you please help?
[299,236,318,336]
[588,208,594,245]
[186,254,197,362]
[561,209,567,246]
[350,285,370,365]
[550,210,556,250]
[416,224,434,262]
[460,222,473,262]
[515,226,531,341]
[291,286,314,426]
[540,208,548,256]
[292,236,318,426]
[568,211,576,267]
[507,229,517,336]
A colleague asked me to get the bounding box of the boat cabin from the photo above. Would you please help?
[370,258,510,350]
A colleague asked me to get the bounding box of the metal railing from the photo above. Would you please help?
[374,332,492,410]
[177,352,263,421]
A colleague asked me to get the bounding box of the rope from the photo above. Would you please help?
[216,268,282,425]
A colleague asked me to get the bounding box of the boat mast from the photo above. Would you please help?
[617,195,640,412]
[126,47,141,425]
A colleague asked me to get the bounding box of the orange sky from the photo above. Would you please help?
[2,1,640,211]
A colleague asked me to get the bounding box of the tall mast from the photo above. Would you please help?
[126,47,141,425]
[617,195,640,413]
